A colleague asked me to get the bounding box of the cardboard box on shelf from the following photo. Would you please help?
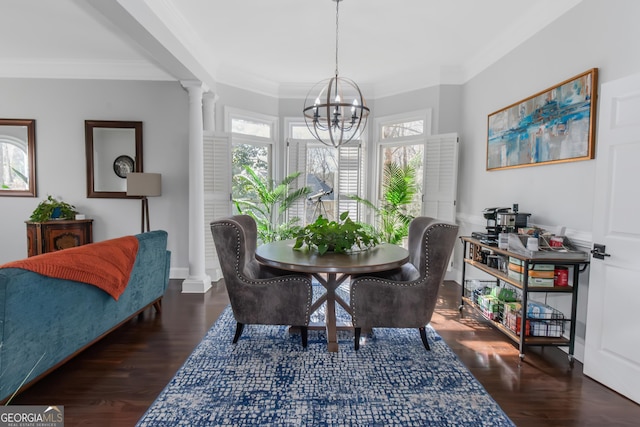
[507,270,555,286]
[478,295,502,321]
[508,257,555,270]
[490,286,518,302]
[508,263,555,278]
[503,304,530,335]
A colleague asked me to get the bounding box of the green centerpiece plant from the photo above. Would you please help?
[294,211,380,255]
[29,195,78,222]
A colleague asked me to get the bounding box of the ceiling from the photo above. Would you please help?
[0,0,583,98]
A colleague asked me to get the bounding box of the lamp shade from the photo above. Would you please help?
[126,173,161,197]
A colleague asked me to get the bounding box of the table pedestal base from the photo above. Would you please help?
[290,273,370,352]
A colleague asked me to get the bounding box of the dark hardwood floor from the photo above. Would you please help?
[11,279,640,426]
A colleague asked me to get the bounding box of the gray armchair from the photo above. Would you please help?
[350,217,459,350]
[211,215,313,347]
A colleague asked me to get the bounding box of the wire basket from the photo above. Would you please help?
[502,303,565,337]
[464,280,494,305]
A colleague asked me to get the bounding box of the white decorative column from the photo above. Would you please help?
[181,80,211,293]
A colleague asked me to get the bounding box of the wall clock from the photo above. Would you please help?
[113,155,135,178]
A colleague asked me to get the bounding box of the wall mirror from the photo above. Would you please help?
[85,120,143,198]
[0,118,37,197]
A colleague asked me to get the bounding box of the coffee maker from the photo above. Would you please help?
[473,207,510,244]
[472,204,531,244]
[500,203,531,233]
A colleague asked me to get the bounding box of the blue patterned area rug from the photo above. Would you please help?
[138,289,514,426]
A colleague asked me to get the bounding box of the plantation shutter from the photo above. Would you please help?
[337,141,361,221]
[423,133,459,223]
[286,139,308,223]
[204,132,231,280]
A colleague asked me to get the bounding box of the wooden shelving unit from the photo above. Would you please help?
[460,236,589,363]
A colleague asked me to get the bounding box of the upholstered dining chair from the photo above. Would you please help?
[211,215,313,347]
[349,217,459,351]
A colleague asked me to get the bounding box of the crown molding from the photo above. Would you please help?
[0,58,174,81]
[0,0,584,99]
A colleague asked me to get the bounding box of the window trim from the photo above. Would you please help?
[224,106,278,143]
[368,110,431,209]
[225,106,279,180]
[374,109,432,142]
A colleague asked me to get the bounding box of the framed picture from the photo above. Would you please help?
[487,68,598,171]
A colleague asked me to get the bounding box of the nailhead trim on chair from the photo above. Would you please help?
[350,222,458,326]
[211,220,313,323]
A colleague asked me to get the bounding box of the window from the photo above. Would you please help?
[231,143,271,201]
[287,122,362,225]
[231,118,271,139]
[381,119,424,139]
[224,108,278,213]
[203,108,277,276]
[375,112,430,219]
[305,145,338,222]
[374,110,459,223]
[378,143,423,218]
[1,136,29,191]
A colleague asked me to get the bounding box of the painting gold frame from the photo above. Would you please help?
[487,68,598,171]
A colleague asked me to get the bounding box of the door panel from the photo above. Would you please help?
[584,73,640,404]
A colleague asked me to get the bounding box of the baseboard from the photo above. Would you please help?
[181,276,212,293]
[170,267,188,279]
[171,267,222,283]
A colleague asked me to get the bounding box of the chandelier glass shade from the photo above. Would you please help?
[303,0,370,148]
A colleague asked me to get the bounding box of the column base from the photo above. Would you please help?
[181,275,212,293]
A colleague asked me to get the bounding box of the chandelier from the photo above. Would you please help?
[303,0,370,148]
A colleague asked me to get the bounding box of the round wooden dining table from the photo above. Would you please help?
[255,240,409,352]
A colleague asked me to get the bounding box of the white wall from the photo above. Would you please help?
[459,0,640,235]
[456,0,640,361]
[0,79,190,277]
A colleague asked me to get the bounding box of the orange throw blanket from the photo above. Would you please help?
[1,236,139,301]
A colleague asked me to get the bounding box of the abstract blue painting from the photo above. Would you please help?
[487,68,598,170]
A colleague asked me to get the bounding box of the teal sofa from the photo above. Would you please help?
[0,230,170,403]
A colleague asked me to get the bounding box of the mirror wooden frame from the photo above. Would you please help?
[85,120,143,198]
[0,118,37,197]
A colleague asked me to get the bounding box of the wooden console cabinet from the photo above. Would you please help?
[26,219,93,257]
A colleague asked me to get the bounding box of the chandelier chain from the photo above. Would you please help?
[334,0,340,77]
[302,0,369,148]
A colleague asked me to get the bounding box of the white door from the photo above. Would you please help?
[583,72,640,404]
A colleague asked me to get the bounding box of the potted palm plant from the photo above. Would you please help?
[233,165,311,243]
[350,162,418,244]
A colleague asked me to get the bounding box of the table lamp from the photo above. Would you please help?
[126,172,162,233]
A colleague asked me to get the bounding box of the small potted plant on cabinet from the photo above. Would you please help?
[29,195,78,222]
